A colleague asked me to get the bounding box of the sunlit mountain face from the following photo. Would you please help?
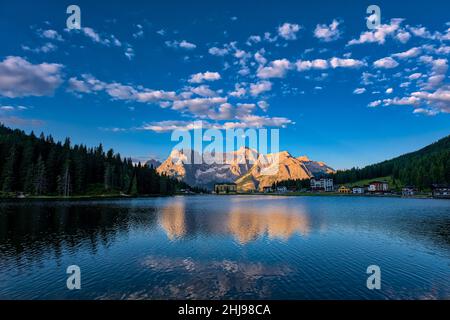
[156,147,334,190]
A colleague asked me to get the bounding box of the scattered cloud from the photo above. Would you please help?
[0,56,63,98]
[392,47,421,59]
[278,23,301,40]
[329,57,365,68]
[314,19,342,42]
[348,18,404,45]
[373,57,399,69]
[165,40,197,50]
[188,71,221,84]
[353,88,366,94]
[250,81,272,96]
[257,59,292,79]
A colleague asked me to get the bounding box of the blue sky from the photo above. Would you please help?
[0,0,449,169]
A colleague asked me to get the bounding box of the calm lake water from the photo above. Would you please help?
[0,195,449,300]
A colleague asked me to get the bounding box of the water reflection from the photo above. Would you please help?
[158,197,312,243]
[228,206,310,243]
[0,196,449,299]
[159,200,186,240]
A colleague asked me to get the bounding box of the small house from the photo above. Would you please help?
[352,186,365,194]
[402,186,417,197]
[263,186,273,193]
[276,186,288,193]
[431,184,450,199]
[338,185,351,193]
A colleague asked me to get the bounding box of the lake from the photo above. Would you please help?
[0,195,449,300]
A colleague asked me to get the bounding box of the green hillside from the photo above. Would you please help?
[332,135,450,190]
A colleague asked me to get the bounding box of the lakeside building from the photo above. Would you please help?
[276,186,288,193]
[310,178,334,192]
[214,183,237,194]
[352,186,365,194]
[263,186,273,193]
[402,186,417,197]
[368,181,389,192]
[338,186,352,193]
[431,184,450,199]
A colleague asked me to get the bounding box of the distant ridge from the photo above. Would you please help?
[156,147,335,191]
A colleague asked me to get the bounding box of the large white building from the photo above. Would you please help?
[310,178,334,192]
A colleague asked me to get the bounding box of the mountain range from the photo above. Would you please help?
[155,147,335,191]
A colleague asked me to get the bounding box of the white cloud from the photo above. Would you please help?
[382,96,420,106]
[373,57,399,69]
[0,105,15,111]
[141,120,204,132]
[22,43,57,53]
[82,27,101,43]
[413,108,438,116]
[257,101,269,111]
[188,85,218,97]
[0,56,63,98]
[408,73,422,80]
[368,100,382,107]
[254,51,267,65]
[228,83,247,98]
[188,71,221,84]
[165,40,196,50]
[208,47,229,56]
[246,35,262,45]
[172,97,227,113]
[395,31,411,43]
[353,88,366,94]
[141,115,293,132]
[330,57,365,68]
[420,57,448,89]
[278,23,301,40]
[78,27,122,47]
[392,47,421,59]
[257,59,292,79]
[386,88,393,94]
[68,74,178,104]
[40,29,63,41]
[348,18,404,45]
[411,86,450,113]
[250,81,272,96]
[314,19,341,42]
[296,59,329,71]
[125,47,135,60]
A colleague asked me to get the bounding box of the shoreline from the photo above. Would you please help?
[0,192,445,201]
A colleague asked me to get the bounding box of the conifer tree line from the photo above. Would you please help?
[0,125,183,196]
[271,135,449,191]
[331,135,450,190]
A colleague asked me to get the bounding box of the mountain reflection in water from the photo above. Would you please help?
[160,197,312,243]
[0,195,449,299]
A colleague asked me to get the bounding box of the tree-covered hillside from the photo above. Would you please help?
[331,135,450,189]
[0,124,183,197]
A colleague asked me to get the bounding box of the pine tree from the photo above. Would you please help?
[1,144,17,193]
[34,154,47,195]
